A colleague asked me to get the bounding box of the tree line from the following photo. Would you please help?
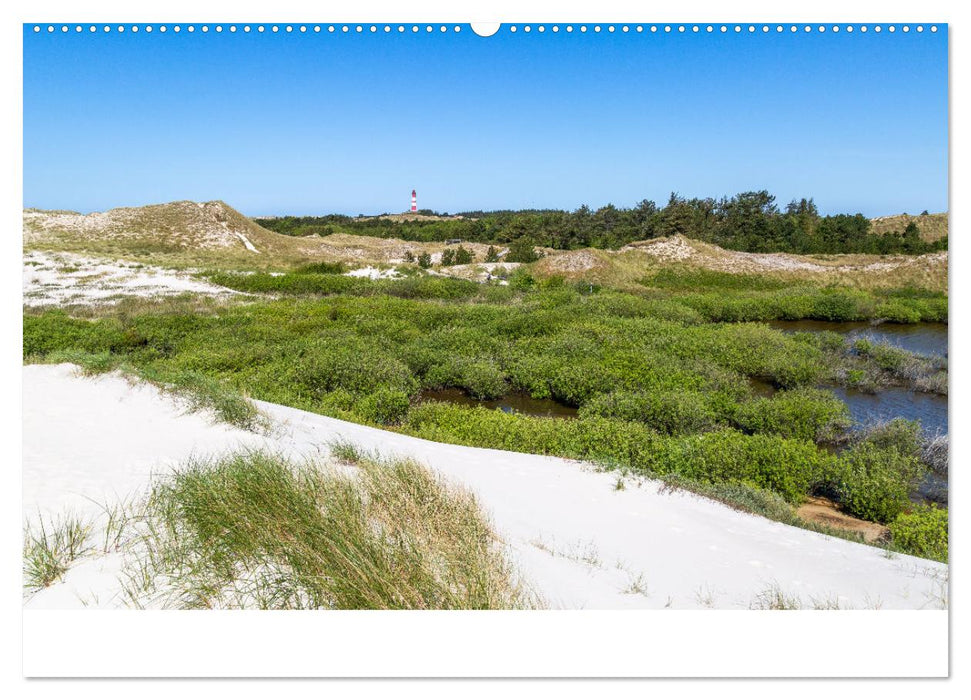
[255,191,946,256]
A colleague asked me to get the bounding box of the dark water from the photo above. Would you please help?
[768,320,948,358]
[767,321,948,436]
[420,388,579,419]
[830,387,948,437]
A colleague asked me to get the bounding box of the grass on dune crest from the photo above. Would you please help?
[118,449,537,610]
[36,349,267,432]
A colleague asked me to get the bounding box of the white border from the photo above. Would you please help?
[23,610,948,678]
[5,0,963,687]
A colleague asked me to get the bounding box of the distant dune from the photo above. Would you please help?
[22,201,491,269]
[869,212,948,242]
[21,201,948,293]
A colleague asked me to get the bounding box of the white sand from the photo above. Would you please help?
[344,266,402,280]
[23,364,947,610]
[22,251,238,307]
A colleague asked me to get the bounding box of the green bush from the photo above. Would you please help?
[830,443,925,523]
[889,505,948,562]
[403,404,825,505]
[732,388,851,442]
[383,276,478,300]
[874,301,923,324]
[354,389,412,425]
[207,271,363,296]
[423,356,507,400]
[293,261,346,274]
[454,246,474,265]
[852,419,922,457]
[809,288,869,321]
[505,239,542,263]
[580,390,717,435]
[648,429,830,504]
[291,342,417,397]
[24,312,125,358]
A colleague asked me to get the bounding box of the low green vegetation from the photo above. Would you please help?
[889,504,948,563]
[205,270,480,300]
[23,265,948,558]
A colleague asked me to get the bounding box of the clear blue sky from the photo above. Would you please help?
[24,24,948,217]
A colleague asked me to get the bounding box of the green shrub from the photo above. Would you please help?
[291,342,417,396]
[508,268,536,289]
[383,276,478,300]
[810,289,868,321]
[354,389,412,425]
[830,443,925,523]
[403,404,824,504]
[874,301,923,324]
[649,430,830,504]
[402,402,660,468]
[852,419,922,457]
[454,246,474,265]
[24,312,125,358]
[732,388,851,442]
[889,505,948,562]
[423,357,507,400]
[505,239,542,263]
[207,271,363,296]
[580,390,717,435]
[293,261,346,274]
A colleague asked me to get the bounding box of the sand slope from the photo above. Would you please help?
[23,364,947,610]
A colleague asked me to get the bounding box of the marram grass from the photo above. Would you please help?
[119,449,539,610]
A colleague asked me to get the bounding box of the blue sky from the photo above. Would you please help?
[23,24,947,217]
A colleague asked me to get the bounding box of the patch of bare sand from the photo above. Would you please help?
[797,497,890,544]
[22,250,239,307]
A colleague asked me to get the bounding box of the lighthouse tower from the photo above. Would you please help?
[411,190,417,213]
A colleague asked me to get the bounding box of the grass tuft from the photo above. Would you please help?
[23,514,93,592]
[119,449,537,609]
[749,583,802,610]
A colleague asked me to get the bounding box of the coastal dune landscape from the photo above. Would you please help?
[22,199,950,611]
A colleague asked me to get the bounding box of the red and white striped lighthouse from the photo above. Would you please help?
[411,189,417,213]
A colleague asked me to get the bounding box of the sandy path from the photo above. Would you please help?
[22,364,947,610]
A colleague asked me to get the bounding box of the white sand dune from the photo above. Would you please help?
[22,363,947,610]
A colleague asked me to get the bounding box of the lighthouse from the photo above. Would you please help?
[411,189,417,213]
